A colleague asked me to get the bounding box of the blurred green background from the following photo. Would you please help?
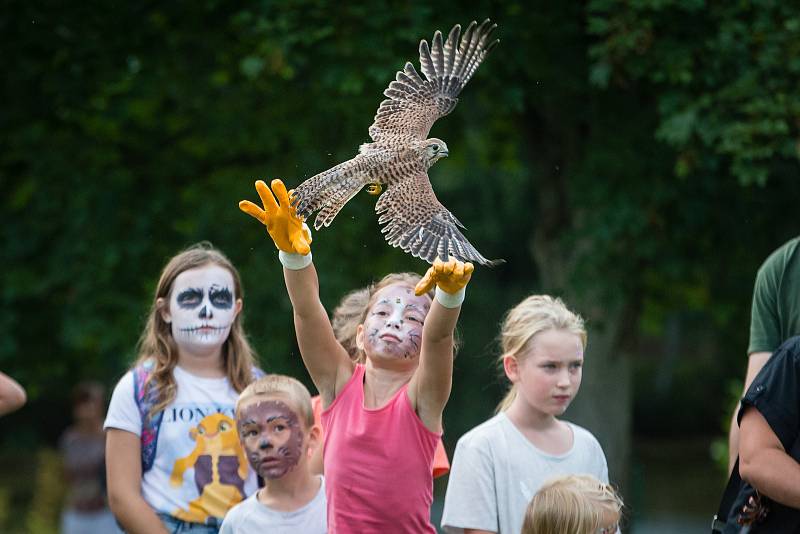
[3,0,800,532]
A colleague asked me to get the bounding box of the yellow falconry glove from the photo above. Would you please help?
[415,257,475,296]
[239,179,312,255]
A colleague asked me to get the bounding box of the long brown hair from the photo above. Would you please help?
[134,242,258,417]
[495,295,586,413]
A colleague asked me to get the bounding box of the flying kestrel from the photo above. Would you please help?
[292,19,502,266]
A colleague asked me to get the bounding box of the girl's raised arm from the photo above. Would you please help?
[409,258,474,433]
[240,179,352,401]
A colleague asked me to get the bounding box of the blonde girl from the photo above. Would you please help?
[441,295,611,534]
[105,242,261,534]
[240,179,473,533]
[521,474,623,534]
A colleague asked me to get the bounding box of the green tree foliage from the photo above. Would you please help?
[588,0,800,185]
[2,0,800,492]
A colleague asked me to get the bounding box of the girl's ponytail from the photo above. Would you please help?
[495,295,586,413]
[495,384,517,413]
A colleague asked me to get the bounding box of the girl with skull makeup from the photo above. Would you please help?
[240,179,473,533]
[104,242,262,534]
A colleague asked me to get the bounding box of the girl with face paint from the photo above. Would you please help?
[308,281,453,480]
[105,242,262,534]
[220,375,326,534]
[441,296,614,534]
[240,179,474,533]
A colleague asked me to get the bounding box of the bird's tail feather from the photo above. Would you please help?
[292,156,368,230]
[313,176,365,229]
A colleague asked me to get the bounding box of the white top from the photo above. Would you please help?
[104,366,258,520]
[441,412,609,534]
[220,476,327,534]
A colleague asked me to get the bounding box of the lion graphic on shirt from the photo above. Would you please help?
[169,412,249,522]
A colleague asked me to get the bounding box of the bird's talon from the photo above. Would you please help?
[367,184,382,195]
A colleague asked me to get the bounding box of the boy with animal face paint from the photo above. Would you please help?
[220,375,326,534]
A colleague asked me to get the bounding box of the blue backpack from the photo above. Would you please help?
[132,360,264,472]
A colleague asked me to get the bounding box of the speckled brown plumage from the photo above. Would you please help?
[292,19,501,266]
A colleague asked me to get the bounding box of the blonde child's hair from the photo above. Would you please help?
[236,374,314,428]
[333,272,446,364]
[521,474,623,534]
[496,295,586,413]
[134,242,258,418]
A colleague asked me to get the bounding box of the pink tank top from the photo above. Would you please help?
[321,364,440,533]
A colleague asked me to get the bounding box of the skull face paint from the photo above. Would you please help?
[166,265,238,352]
[360,284,430,361]
[237,399,305,480]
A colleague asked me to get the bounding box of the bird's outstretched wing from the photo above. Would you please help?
[368,19,498,142]
[375,172,502,267]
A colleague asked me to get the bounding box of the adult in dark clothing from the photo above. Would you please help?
[723,336,800,532]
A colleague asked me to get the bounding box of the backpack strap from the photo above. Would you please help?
[711,458,745,532]
[133,360,164,474]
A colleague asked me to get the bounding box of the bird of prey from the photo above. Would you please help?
[292,19,502,266]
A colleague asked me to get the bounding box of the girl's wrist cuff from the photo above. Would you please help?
[435,286,465,308]
[278,250,313,270]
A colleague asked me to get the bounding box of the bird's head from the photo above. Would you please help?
[424,138,449,167]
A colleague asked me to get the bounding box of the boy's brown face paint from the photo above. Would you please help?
[237,399,305,480]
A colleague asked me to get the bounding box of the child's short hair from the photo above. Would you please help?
[236,374,314,428]
[521,474,623,534]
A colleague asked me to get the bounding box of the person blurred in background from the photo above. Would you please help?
[59,381,121,534]
[0,370,26,417]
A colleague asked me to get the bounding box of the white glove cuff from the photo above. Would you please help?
[278,250,313,270]
[435,286,465,308]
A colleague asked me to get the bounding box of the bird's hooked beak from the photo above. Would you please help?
[440,150,449,158]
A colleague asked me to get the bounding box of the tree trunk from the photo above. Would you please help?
[523,109,633,490]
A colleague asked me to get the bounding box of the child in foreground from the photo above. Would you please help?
[105,243,260,534]
[240,179,473,533]
[220,374,325,534]
[521,474,623,534]
[308,285,451,479]
[441,295,611,534]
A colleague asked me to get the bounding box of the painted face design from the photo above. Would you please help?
[237,399,305,480]
[167,265,237,352]
[361,284,431,361]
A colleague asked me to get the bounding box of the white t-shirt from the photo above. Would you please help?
[441,412,609,534]
[104,365,258,522]
[220,476,327,534]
